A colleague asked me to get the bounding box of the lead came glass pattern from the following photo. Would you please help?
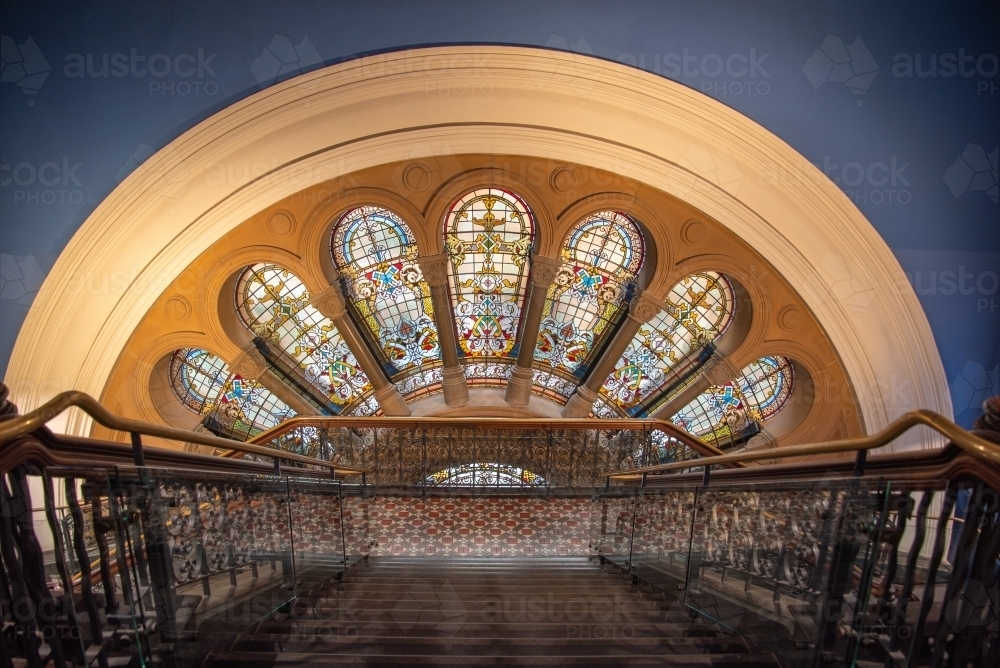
[331,206,441,380]
[444,189,535,377]
[168,348,295,440]
[670,356,794,444]
[534,211,645,378]
[600,272,734,414]
[235,264,375,413]
[427,463,545,487]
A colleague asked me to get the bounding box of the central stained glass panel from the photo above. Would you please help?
[443,188,535,376]
[331,206,441,380]
[534,211,645,378]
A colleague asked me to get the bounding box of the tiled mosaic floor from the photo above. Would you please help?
[347,494,594,557]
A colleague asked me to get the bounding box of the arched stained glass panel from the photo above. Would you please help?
[444,189,535,374]
[235,264,374,413]
[331,206,441,380]
[600,272,734,414]
[534,211,645,377]
[427,463,545,487]
[670,356,794,446]
[168,348,295,440]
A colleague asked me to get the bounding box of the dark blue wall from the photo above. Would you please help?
[1,0,997,426]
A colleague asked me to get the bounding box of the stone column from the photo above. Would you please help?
[229,346,317,416]
[416,254,469,407]
[504,255,564,407]
[311,286,411,416]
[649,349,739,420]
[561,289,666,418]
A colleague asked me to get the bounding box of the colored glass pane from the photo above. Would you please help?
[600,272,734,413]
[670,356,794,444]
[427,463,545,487]
[331,206,441,376]
[168,348,295,440]
[444,189,535,373]
[535,211,645,377]
[235,263,374,413]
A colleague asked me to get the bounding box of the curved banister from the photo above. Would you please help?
[0,387,367,476]
[246,414,738,465]
[605,409,1000,478]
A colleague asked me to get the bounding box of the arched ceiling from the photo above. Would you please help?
[5,46,950,452]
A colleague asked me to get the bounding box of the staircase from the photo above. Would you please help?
[203,557,779,666]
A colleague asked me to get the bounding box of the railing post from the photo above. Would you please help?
[702,465,711,487]
[273,456,281,476]
[853,448,867,477]
[131,431,145,466]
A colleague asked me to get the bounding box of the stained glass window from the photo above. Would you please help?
[534,211,645,380]
[600,272,734,415]
[427,463,545,487]
[235,264,375,414]
[444,189,535,378]
[168,348,295,440]
[670,356,795,446]
[331,206,441,383]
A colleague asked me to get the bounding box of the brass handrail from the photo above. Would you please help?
[604,409,1000,479]
[0,389,367,476]
[247,414,740,465]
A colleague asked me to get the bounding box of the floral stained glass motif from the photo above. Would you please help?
[534,211,645,378]
[671,356,795,445]
[444,189,535,371]
[427,463,545,487]
[235,264,374,413]
[168,348,295,440]
[601,272,735,415]
[331,206,440,379]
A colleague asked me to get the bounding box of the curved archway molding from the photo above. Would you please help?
[6,46,950,450]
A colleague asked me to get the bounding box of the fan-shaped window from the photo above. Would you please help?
[534,211,645,381]
[168,348,295,440]
[427,463,545,487]
[444,188,535,380]
[331,206,441,391]
[235,264,374,414]
[670,356,795,446]
[600,272,735,416]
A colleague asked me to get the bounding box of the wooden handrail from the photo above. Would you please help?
[604,409,1000,479]
[0,388,367,476]
[246,414,740,465]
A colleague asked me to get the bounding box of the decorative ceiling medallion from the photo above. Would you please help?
[549,165,578,194]
[680,219,707,245]
[266,210,296,236]
[402,162,432,191]
[777,304,802,331]
[163,295,191,321]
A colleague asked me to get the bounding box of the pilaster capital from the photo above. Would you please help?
[628,289,666,324]
[416,253,451,287]
[745,428,778,451]
[230,347,268,381]
[310,285,347,320]
[702,350,740,387]
[530,255,564,289]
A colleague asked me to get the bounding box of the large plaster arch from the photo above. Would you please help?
[5,46,950,450]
